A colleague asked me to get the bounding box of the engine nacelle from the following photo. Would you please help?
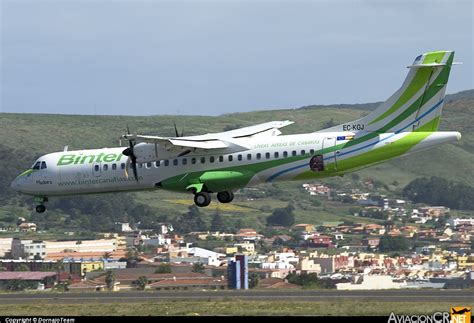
[132,142,177,163]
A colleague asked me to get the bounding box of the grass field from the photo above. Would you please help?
[0,300,459,316]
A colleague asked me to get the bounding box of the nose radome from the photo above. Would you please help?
[10,177,20,192]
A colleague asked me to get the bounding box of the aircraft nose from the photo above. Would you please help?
[10,176,21,192]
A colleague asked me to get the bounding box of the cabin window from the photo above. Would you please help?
[210,156,215,163]
[182,158,187,165]
[164,160,169,166]
[200,157,206,164]
[301,150,306,156]
[237,154,242,161]
[191,158,196,164]
[283,151,288,158]
[147,162,152,168]
[155,161,160,167]
[274,152,279,158]
[247,154,252,160]
[41,161,47,169]
[94,165,100,172]
[173,159,178,166]
[218,156,224,162]
[228,155,233,162]
[32,162,41,170]
[292,151,297,157]
[121,163,126,169]
[112,164,117,170]
[103,164,108,171]
[256,153,261,160]
[265,152,270,159]
[310,149,315,155]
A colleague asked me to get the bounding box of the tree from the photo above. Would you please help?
[192,262,205,274]
[5,279,37,291]
[105,270,116,290]
[14,264,30,272]
[173,205,207,234]
[403,176,474,210]
[378,235,409,252]
[210,211,226,232]
[285,272,326,288]
[249,272,259,289]
[135,276,148,290]
[155,263,172,274]
[266,204,295,227]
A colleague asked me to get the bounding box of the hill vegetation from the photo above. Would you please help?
[1,90,473,234]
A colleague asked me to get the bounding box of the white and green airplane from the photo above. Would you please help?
[11,51,461,213]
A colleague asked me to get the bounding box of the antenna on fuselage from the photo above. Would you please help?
[63,146,69,152]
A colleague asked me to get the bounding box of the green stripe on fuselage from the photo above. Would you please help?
[17,169,34,177]
[294,117,440,181]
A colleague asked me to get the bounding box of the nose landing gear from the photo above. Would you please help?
[34,197,48,213]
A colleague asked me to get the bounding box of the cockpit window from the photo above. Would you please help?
[32,162,41,170]
[41,161,47,169]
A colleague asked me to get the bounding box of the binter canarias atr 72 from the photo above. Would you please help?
[11,51,462,213]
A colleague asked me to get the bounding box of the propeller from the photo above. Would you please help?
[122,126,139,182]
[173,120,185,137]
[173,119,189,156]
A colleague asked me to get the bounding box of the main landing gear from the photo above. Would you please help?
[216,191,234,204]
[192,191,234,207]
[194,191,211,207]
[34,197,48,213]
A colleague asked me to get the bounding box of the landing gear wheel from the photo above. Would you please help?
[217,191,234,203]
[35,205,46,213]
[194,192,211,207]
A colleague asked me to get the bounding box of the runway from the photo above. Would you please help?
[0,289,472,304]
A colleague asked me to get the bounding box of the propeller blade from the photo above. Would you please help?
[124,157,130,178]
[177,149,192,157]
[122,125,139,182]
[173,120,179,137]
[131,157,139,182]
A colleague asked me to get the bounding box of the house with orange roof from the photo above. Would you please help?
[235,228,263,241]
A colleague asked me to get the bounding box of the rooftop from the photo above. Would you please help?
[0,271,57,280]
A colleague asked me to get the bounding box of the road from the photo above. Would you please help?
[0,289,472,304]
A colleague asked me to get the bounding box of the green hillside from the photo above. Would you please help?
[1,90,473,233]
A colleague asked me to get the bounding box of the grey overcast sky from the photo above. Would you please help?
[1,0,472,116]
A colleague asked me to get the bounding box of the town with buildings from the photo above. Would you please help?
[0,182,472,292]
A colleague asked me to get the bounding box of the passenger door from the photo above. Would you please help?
[321,137,338,172]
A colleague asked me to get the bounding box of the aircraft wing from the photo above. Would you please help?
[134,135,229,149]
[179,120,295,140]
[129,120,293,151]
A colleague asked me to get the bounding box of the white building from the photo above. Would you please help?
[448,218,474,227]
[261,262,294,270]
[143,235,171,247]
[336,275,406,290]
[45,239,117,253]
[114,222,134,233]
[11,238,118,260]
[0,238,13,257]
